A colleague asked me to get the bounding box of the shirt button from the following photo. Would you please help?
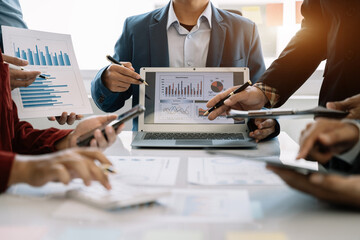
[187,61,192,66]
[187,35,192,39]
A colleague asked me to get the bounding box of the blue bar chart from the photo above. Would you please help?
[19,75,70,108]
[14,43,71,67]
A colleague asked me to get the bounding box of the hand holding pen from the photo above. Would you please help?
[102,55,148,93]
[204,80,252,117]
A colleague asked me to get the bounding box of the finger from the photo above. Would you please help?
[48,116,56,121]
[90,138,97,148]
[49,163,71,185]
[109,64,141,81]
[250,127,275,141]
[75,114,84,120]
[318,125,358,147]
[93,129,108,149]
[104,125,116,146]
[66,112,77,125]
[112,71,142,85]
[297,124,321,159]
[10,69,41,80]
[207,105,231,120]
[115,123,125,134]
[63,155,92,186]
[86,160,111,190]
[120,61,135,71]
[3,54,29,66]
[223,90,249,107]
[10,78,36,89]
[257,119,276,129]
[56,112,68,125]
[307,148,334,164]
[95,114,117,125]
[77,149,111,165]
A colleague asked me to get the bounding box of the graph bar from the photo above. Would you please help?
[12,44,71,66]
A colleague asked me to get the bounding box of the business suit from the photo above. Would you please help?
[259,0,360,107]
[91,2,266,117]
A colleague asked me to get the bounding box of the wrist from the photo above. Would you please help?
[55,133,72,150]
[8,156,29,186]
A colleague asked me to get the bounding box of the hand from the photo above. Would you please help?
[8,148,112,189]
[297,118,359,163]
[47,112,84,125]
[249,118,277,142]
[206,86,268,121]
[56,114,124,150]
[102,62,141,92]
[267,165,360,209]
[3,54,40,90]
[326,94,360,119]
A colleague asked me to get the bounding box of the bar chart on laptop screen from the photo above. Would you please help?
[2,26,92,118]
[154,72,234,124]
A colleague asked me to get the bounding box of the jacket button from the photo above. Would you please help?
[98,95,105,103]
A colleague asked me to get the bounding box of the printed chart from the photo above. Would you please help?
[154,72,235,124]
[3,26,92,118]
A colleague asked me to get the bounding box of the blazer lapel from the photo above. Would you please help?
[206,4,226,67]
[149,3,170,67]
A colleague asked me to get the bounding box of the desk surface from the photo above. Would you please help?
[0,132,359,240]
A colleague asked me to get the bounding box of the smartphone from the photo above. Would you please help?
[77,105,145,147]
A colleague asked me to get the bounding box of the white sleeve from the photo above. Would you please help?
[336,120,360,165]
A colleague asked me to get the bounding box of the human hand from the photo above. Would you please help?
[326,94,360,119]
[2,54,40,90]
[56,115,124,150]
[206,86,268,120]
[8,148,112,189]
[297,118,359,163]
[249,118,277,142]
[102,62,141,92]
[47,112,84,125]
[267,165,360,208]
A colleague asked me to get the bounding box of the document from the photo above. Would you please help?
[2,26,92,118]
[108,156,180,186]
[162,189,253,222]
[188,157,283,185]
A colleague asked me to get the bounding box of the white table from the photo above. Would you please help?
[0,131,359,240]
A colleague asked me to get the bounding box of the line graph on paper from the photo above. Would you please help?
[155,100,194,122]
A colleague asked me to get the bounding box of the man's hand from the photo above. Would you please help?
[102,62,141,92]
[267,165,360,209]
[48,112,83,125]
[249,118,277,142]
[56,114,124,150]
[8,148,112,190]
[297,118,359,163]
[327,94,360,119]
[206,86,268,120]
[2,54,40,90]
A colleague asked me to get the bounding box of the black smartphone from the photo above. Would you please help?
[77,105,145,147]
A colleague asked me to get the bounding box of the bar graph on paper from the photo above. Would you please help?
[2,26,92,118]
[13,43,71,66]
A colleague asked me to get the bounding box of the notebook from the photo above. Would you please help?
[131,67,257,148]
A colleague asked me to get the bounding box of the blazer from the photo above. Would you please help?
[259,0,360,107]
[91,2,266,117]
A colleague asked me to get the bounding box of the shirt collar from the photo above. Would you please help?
[167,1,212,30]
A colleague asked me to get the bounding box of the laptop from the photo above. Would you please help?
[131,67,257,148]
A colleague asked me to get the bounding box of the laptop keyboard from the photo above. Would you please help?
[143,132,244,140]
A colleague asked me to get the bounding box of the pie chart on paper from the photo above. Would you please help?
[211,81,224,93]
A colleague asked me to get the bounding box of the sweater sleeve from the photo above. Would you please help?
[0,151,15,193]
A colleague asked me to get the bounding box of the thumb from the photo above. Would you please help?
[97,114,117,124]
[326,101,347,111]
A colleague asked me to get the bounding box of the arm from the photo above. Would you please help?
[91,19,139,112]
[259,0,328,107]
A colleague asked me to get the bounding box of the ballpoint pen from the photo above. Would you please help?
[102,164,117,174]
[5,62,49,79]
[106,55,148,86]
[203,80,252,116]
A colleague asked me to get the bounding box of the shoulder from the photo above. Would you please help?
[215,8,256,30]
[124,7,165,28]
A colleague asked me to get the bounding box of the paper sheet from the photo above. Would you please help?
[108,156,180,186]
[161,189,253,223]
[188,157,283,185]
[2,26,92,118]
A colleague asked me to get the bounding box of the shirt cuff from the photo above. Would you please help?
[253,82,280,108]
[336,120,360,165]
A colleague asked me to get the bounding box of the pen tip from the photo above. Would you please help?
[144,81,149,86]
[203,111,209,116]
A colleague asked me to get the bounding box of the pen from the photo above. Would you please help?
[106,55,148,86]
[102,164,117,174]
[203,80,252,116]
[5,62,49,79]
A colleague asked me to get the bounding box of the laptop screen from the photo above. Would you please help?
[143,70,245,125]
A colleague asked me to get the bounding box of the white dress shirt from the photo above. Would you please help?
[167,0,212,67]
